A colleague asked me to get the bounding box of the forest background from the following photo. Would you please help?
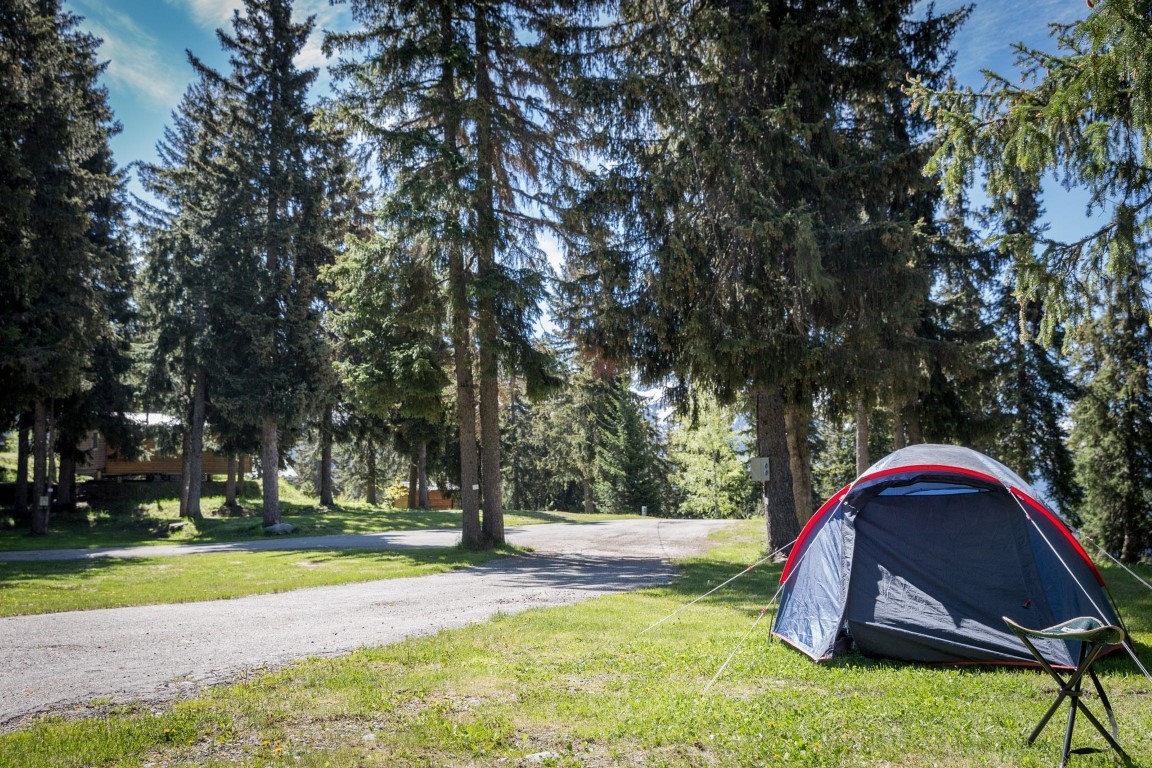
[3,0,1151,561]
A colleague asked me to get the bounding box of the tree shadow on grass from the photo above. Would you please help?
[0,480,472,552]
[0,555,159,596]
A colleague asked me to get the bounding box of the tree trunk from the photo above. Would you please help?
[225,453,238,508]
[407,460,418,510]
[855,395,871,477]
[507,379,524,511]
[892,401,907,450]
[260,415,280,526]
[474,6,503,547]
[417,439,430,509]
[57,453,76,511]
[906,407,923,444]
[582,402,596,515]
[478,367,502,540]
[441,2,481,547]
[179,426,193,518]
[31,400,50,535]
[754,384,799,554]
[319,406,334,507]
[181,371,207,522]
[784,399,813,523]
[364,440,378,506]
[15,411,31,516]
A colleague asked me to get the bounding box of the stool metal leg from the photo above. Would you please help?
[1016,635,1131,766]
[1060,684,1078,767]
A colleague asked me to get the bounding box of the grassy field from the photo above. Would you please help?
[4,520,1151,767]
[0,479,640,552]
[0,481,621,615]
[0,547,509,617]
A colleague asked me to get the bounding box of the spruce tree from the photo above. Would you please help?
[594,378,667,516]
[327,0,481,541]
[908,8,1152,553]
[0,0,131,532]
[328,0,572,545]
[911,0,1152,336]
[497,342,620,513]
[327,233,451,509]
[191,0,338,526]
[985,184,1081,513]
[665,393,758,519]
[138,75,227,522]
[1070,270,1152,562]
[563,0,964,552]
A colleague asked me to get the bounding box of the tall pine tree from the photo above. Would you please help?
[563,0,964,551]
[1069,268,1152,562]
[328,0,572,546]
[0,0,131,532]
[191,0,338,526]
[139,75,228,522]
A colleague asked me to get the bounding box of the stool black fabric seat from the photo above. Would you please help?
[1003,616,1130,767]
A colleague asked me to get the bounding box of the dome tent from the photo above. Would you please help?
[772,444,1123,666]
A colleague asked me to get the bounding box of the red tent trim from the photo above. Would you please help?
[780,464,1104,587]
[1011,487,1106,586]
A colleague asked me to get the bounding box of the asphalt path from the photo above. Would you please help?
[0,518,732,728]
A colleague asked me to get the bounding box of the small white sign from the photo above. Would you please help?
[747,457,770,482]
[472,484,480,491]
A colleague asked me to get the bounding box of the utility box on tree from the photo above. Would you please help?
[747,457,770,482]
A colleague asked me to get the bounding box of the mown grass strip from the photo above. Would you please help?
[4,520,1151,767]
[0,479,640,553]
[0,548,508,616]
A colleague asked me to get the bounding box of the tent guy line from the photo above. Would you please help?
[1013,493,1114,638]
[1009,491,1152,682]
[702,582,785,695]
[1089,541,1152,594]
[638,538,797,636]
[1080,541,1152,681]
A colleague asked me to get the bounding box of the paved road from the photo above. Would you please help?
[0,519,732,728]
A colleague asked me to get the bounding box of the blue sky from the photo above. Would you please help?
[69,0,1094,238]
[68,0,350,194]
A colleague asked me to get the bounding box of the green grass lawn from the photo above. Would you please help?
[0,479,640,552]
[4,520,1151,767]
[0,547,509,617]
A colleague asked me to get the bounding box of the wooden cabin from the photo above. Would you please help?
[76,414,251,480]
[390,489,454,511]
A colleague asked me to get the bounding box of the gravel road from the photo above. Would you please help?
[0,518,731,728]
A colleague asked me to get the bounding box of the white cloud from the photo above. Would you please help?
[169,0,242,29]
[72,0,187,109]
[164,0,350,69]
[294,0,352,69]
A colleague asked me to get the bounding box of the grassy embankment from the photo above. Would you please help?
[0,480,631,615]
[3,520,1151,767]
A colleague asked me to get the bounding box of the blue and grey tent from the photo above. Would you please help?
[772,444,1123,667]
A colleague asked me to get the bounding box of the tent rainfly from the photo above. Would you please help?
[772,444,1123,667]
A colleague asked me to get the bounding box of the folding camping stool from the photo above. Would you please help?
[1003,616,1131,767]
